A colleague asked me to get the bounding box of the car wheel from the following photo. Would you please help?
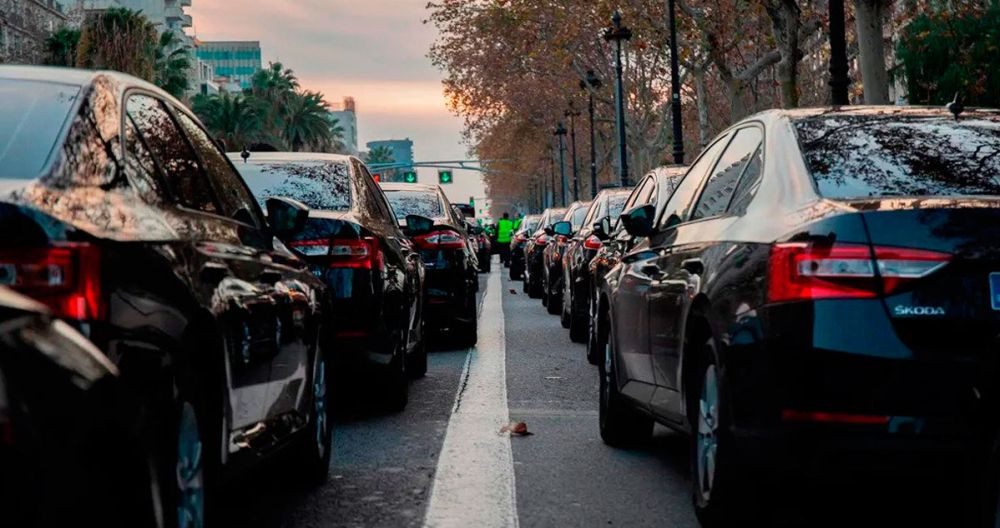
[690,337,750,527]
[406,321,428,378]
[586,300,600,365]
[522,273,529,293]
[546,275,561,315]
[560,289,571,328]
[541,269,549,307]
[292,340,333,486]
[598,324,652,447]
[528,271,543,298]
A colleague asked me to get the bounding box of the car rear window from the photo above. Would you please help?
[384,190,443,220]
[0,79,80,179]
[235,161,352,210]
[795,114,1000,199]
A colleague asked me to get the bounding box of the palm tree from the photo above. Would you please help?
[154,30,191,99]
[76,8,157,80]
[283,91,333,152]
[366,145,395,165]
[326,116,347,153]
[191,92,264,151]
[248,62,300,145]
[44,28,80,67]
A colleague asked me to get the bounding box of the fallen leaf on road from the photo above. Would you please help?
[499,421,533,436]
[509,289,518,294]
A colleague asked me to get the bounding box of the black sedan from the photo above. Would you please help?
[510,214,540,281]
[542,201,590,314]
[559,188,631,342]
[0,66,332,527]
[597,106,1000,523]
[232,152,427,404]
[588,167,685,363]
[524,207,566,299]
[381,182,479,347]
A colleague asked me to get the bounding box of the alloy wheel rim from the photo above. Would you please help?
[314,355,328,457]
[176,402,205,528]
[696,364,719,503]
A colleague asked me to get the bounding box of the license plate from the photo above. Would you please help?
[990,273,1000,311]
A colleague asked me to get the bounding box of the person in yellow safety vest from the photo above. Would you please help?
[497,212,514,268]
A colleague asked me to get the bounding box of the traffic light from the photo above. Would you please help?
[469,196,475,207]
[403,170,418,183]
[438,170,453,184]
[372,173,381,182]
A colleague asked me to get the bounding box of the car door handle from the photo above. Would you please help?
[199,262,229,284]
[681,258,704,275]
[259,269,282,284]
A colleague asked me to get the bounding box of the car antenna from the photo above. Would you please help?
[240,147,251,163]
[946,92,964,121]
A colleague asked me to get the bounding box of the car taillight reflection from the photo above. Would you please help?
[414,230,466,250]
[583,235,603,250]
[534,234,549,246]
[767,242,950,303]
[0,243,103,320]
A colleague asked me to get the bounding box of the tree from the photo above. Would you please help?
[76,8,157,81]
[366,145,395,165]
[44,28,80,67]
[191,92,264,151]
[326,117,347,153]
[283,90,333,152]
[855,0,890,104]
[154,30,191,99]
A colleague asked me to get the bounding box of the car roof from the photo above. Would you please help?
[227,152,355,164]
[0,65,185,107]
[379,182,442,193]
[598,187,633,197]
[746,105,1000,126]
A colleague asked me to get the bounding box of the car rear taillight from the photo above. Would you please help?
[767,242,950,303]
[583,235,602,250]
[414,230,465,250]
[291,237,384,270]
[0,243,103,320]
[556,235,568,245]
[534,234,549,246]
[288,239,332,257]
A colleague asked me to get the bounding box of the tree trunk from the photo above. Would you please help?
[766,0,801,108]
[694,68,710,148]
[855,0,890,104]
[727,78,748,122]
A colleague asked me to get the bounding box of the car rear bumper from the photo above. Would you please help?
[424,267,473,324]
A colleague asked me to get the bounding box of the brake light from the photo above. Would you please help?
[514,233,527,243]
[0,243,103,320]
[583,235,603,250]
[767,242,950,303]
[534,234,549,246]
[414,230,465,250]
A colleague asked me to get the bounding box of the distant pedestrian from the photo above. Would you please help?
[497,212,514,267]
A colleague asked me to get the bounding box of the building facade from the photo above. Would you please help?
[0,0,70,64]
[328,96,358,155]
[196,40,261,91]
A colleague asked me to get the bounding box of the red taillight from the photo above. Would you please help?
[0,243,103,320]
[781,409,890,425]
[583,235,602,250]
[414,230,466,250]
[556,235,568,245]
[291,237,384,270]
[514,234,527,243]
[767,242,950,303]
[288,239,332,257]
[534,234,550,246]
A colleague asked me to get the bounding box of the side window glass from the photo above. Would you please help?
[354,161,395,224]
[175,111,260,227]
[659,133,730,228]
[691,127,763,220]
[123,115,165,203]
[727,145,764,215]
[126,95,218,214]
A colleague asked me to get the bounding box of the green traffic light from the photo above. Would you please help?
[438,170,453,184]
[403,171,417,183]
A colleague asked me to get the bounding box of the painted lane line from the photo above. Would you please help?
[424,258,518,528]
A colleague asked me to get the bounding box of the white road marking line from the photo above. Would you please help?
[424,258,518,528]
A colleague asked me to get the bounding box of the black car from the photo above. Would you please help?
[453,205,490,273]
[597,106,1000,523]
[0,66,332,527]
[542,201,590,314]
[524,207,566,298]
[0,287,131,526]
[559,188,631,342]
[381,182,479,347]
[510,214,540,280]
[588,167,685,363]
[232,152,426,404]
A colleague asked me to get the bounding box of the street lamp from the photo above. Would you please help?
[554,122,568,207]
[604,10,632,187]
[580,70,602,198]
[828,0,849,105]
[565,104,581,202]
[667,0,685,164]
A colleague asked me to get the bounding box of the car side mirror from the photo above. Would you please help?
[405,214,434,236]
[593,216,611,240]
[620,204,656,238]
[662,213,682,231]
[552,221,573,237]
[543,225,555,236]
[266,197,309,240]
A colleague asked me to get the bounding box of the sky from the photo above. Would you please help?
[188,0,488,209]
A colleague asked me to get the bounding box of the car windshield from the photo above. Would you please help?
[519,217,539,233]
[384,190,443,220]
[236,161,352,210]
[795,114,1000,199]
[608,193,629,219]
[0,79,81,179]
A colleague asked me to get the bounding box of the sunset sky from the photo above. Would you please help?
[188,0,488,206]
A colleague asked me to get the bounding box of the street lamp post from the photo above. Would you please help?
[554,123,568,207]
[580,70,602,198]
[604,10,632,187]
[565,104,581,202]
[828,0,849,105]
[667,0,685,164]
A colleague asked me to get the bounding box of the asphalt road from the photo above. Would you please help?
[215,260,966,527]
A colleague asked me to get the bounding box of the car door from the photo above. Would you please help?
[126,93,277,446]
[609,176,658,398]
[647,127,763,420]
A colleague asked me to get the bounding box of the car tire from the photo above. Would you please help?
[406,323,428,379]
[560,291,571,328]
[453,292,478,348]
[522,274,530,293]
[690,336,751,527]
[528,272,543,299]
[586,311,600,365]
[546,276,561,315]
[569,290,589,344]
[291,339,334,486]
[599,324,653,447]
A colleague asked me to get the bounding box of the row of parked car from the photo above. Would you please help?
[513,104,1000,524]
[0,66,486,526]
